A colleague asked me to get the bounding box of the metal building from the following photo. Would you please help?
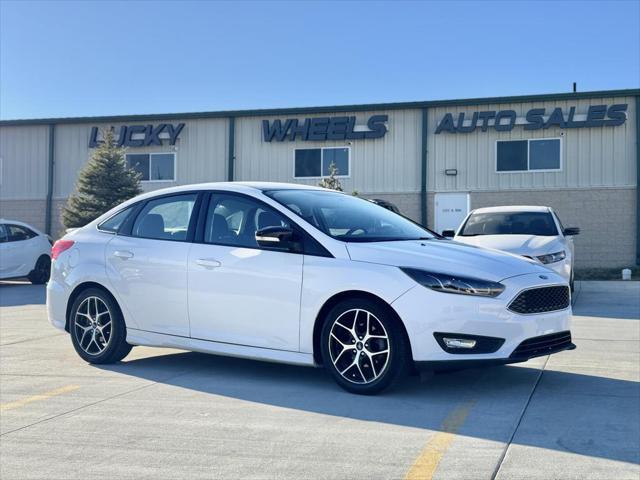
[1,88,638,269]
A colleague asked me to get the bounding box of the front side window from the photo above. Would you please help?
[294,147,349,178]
[204,194,290,248]
[497,139,561,172]
[6,224,37,242]
[126,153,176,181]
[459,212,559,237]
[132,194,196,241]
[265,189,433,242]
[0,224,7,243]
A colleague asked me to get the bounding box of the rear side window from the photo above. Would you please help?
[98,207,133,233]
[6,224,37,242]
[132,194,197,241]
[460,212,558,236]
[0,224,7,243]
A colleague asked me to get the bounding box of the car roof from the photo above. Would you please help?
[136,181,327,197]
[471,205,551,214]
[98,182,335,213]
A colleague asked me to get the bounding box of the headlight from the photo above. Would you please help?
[537,250,566,264]
[400,268,505,297]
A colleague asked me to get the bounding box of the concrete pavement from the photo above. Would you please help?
[0,280,638,479]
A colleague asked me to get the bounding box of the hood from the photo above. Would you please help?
[453,235,563,257]
[346,239,549,282]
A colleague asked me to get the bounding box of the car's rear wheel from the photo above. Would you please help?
[69,288,132,364]
[28,255,50,284]
[320,298,409,395]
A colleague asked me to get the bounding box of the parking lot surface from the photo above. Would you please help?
[1,280,638,480]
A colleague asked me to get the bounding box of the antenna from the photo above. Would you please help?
[572,82,577,93]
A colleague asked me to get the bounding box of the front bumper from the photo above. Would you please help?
[391,271,572,363]
[545,258,572,283]
[416,330,576,371]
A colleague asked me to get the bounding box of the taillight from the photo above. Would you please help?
[51,240,75,260]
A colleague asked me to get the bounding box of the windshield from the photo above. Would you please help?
[459,211,558,236]
[264,189,435,242]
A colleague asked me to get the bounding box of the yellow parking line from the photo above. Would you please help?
[0,385,80,412]
[405,401,475,480]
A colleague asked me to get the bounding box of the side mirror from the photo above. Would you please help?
[255,226,295,249]
[441,229,456,238]
[563,227,580,236]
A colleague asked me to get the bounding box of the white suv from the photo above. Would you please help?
[47,183,574,394]
[447,206,579,290]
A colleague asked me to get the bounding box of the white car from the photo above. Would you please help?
[0,219,52,284]
[47,183,574,394]
[446,206,579,290]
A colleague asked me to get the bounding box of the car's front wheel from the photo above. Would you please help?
[320,298,410,395]
[69,288,132,364]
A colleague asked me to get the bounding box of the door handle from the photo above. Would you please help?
[196,258,221,269]
[113,250,134,260]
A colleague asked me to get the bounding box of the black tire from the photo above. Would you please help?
[320,298,410,395]
[28,255,51,284]
[69,287,132,364]
[570,270,575,293]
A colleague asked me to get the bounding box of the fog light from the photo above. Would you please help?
[442,338,477,349]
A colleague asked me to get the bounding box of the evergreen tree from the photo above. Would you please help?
[62,129,142,228]
[318,161,343,191]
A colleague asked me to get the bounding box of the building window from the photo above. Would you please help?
[126,153,176,181]
[294,147,350,178]
[496,139,561,172]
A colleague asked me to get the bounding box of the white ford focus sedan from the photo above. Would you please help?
[47,183,574,394]
[447,206,579,290]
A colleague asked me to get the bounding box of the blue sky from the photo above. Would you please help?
[1,0,638,120]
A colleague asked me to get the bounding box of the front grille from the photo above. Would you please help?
[508,285,570,314]
[510,331,572,359]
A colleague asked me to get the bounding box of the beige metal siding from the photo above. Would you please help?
[0,125,49,200]
[427,96,637,192]
[53,118,228,198]
[234,109,422,194]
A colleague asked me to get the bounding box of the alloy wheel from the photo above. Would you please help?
[328,308,391,384]
[74,296,112,355]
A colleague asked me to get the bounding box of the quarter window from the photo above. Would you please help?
[126,153,176,181]
[132,194,196,241]
[294,147,349,178]
[98,207,134,233]
[497,139,561,172]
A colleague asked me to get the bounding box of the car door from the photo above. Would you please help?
[188,192,303,351]
[105,193,200,337]
[0,224,14,278]
[1,224,39,277]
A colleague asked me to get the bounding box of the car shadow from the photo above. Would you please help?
[0,282,45,307]
[97,350,640,466]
